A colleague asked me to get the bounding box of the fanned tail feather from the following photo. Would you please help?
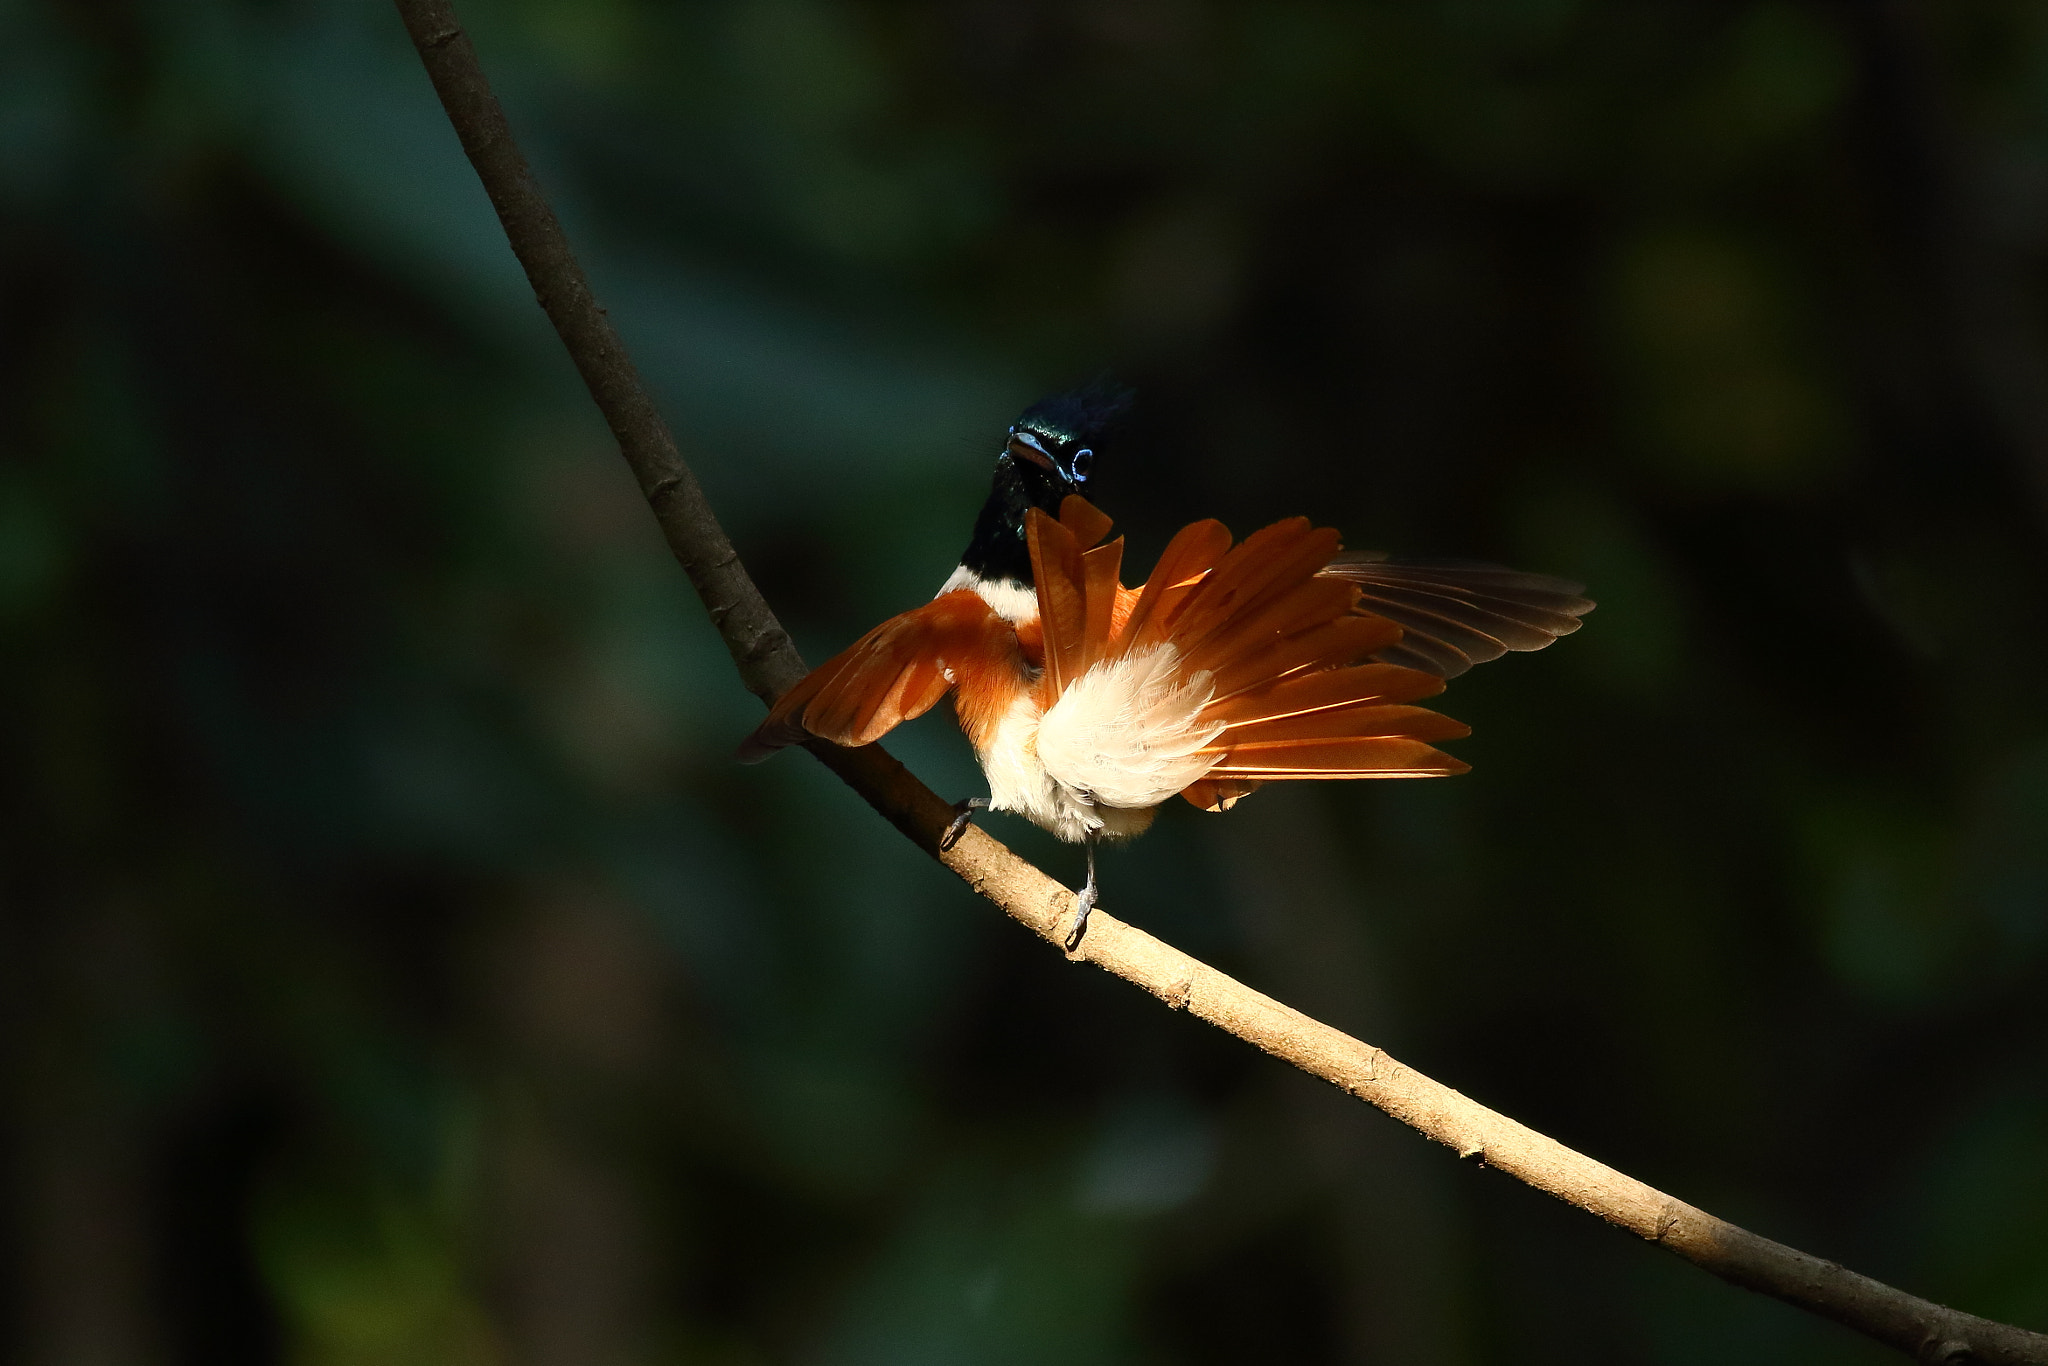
[1118,518,1232,655]
[1199,736,1469,779]
[1025,499,1471,813]
[1179,776,1264,812]
[1080,539,1124,671]
[750,492,1581,835]
[1203,615,1403,703]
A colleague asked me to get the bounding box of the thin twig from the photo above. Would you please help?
[390,4,2048,1362]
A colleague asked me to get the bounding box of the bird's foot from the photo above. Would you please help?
[1063,880,1098,952]
[1063,833,1101,952]
[940,797,990,852]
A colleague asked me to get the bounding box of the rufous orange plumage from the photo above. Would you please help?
[744,391,1591,946]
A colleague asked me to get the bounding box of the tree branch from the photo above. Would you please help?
[390,4,2048,1362]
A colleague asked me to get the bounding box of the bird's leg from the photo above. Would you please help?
[1064,832,1100,952]
[940,796,990,852]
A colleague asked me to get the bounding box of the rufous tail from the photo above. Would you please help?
[1027,497,1469,813]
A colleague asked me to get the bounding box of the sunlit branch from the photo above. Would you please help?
[390,4,2048,1362]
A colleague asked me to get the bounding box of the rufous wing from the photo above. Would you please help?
[1022,501,1473,811]
[1175,535,1471,787]
[739,589,1015,761]
[1321,553,1594,678]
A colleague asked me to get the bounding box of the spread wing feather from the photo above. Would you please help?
[1204,662,1447,726]
[1320,553,1595,678]
[1178,575,1356,673]
[1080,540,1124,671]
[1178,777,1263,812]
[1026,506,1087,695]
[1216,703,1470,747]
[1200,736,1471,778]
[739,590,1012,761]
[1023,500,1471,814]
[1119,518,1233,655]
[750,497,1584,823]
[1205,616,1403,702]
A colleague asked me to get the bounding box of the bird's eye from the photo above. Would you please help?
[1070,448,1094,480]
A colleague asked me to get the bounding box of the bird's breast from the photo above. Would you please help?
[935,565,1044,747]
[949,648,1035,754]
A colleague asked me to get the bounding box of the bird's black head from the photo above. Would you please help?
[958,385,1131,587]
[1010,386,1132,486]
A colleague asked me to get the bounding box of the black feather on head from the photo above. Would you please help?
[1013,381,1135,453]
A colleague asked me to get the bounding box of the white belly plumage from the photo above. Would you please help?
[974,643,1224,844]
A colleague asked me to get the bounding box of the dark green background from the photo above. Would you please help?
[5,1,2047,1362]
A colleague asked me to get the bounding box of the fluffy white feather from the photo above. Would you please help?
[951,642,1222,847]
[970,641,1225,843]
[983,669,1214,842]
[977,694,1090,841]
[1038,644,1223,808]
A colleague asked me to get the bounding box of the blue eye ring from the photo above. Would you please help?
[1070,448,1094,480]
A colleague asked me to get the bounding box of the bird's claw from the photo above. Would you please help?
[1064,832,1101,951]
[941,797,990,852]
[1063,880,1098,952]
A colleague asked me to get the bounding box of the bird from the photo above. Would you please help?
[743,389,1593,948]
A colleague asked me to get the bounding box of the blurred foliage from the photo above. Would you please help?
[4,0,2048,1363]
